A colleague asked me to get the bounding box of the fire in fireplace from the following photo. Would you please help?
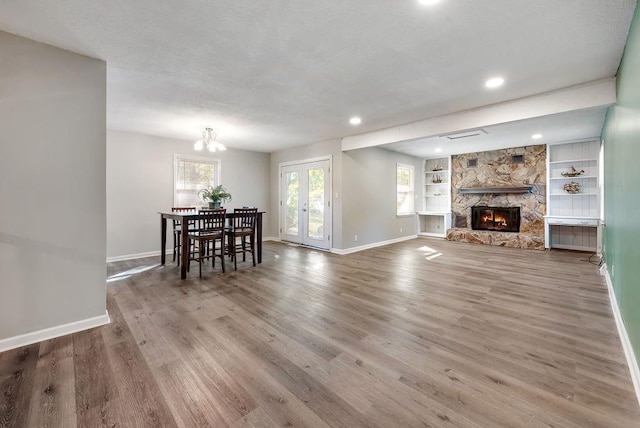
[471,206,520,233]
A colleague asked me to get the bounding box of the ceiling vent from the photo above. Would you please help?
[440,129,488,140]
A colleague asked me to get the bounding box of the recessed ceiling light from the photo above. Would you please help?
[435,147,443,153]
[485,77,505,88]
[349,117,362,125]
[419,0,441,5]
[531,133,543,140]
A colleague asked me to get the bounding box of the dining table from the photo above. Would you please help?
[159,210,265,279]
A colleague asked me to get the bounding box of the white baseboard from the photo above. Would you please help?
[602,263,640,407]
[332,235,418,255]
[0,311,111,353]
[108,239,281,263]
[107,250,172,263]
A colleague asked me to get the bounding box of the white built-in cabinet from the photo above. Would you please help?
[417,157,452,237]
[545,140,602,252]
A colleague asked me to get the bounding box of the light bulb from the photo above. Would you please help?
[485,77,505,88]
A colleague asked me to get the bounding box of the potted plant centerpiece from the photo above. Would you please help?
[199,184,232,209]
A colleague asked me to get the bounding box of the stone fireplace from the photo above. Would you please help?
[446,145,546,250]
[471,206,520,232]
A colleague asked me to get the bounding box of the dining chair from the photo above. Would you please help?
[188,208,226,277]
[227,208,258,270]
[171,207,196,265]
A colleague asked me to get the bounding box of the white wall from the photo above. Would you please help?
[0,31,107,343]
[270,139,343,249]
[342,147,422,248]
[107,130,270,259]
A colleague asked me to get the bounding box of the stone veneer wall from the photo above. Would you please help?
[447,145,546,250]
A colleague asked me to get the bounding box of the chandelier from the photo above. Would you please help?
[194,128,226,152]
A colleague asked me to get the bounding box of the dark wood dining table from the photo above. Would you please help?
[159,210,265,279]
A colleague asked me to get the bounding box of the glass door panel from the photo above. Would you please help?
[280,160,331,249]
[284,170,299,236]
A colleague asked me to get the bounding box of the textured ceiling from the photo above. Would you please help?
[380,107,608,158]
[0,1,636,152]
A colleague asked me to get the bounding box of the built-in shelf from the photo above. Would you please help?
[459,186,533,194]
[550,193,598,196]
[417,210,449,215]
[549,176,597,180]
[420,157,451,237]
[546,140,601,253]
[548,158,598,164]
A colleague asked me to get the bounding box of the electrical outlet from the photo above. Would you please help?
[354,235,358,242]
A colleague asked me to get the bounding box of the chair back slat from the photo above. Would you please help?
[232,208,257,231]
[198,208,226,232]
[172,207,196,227]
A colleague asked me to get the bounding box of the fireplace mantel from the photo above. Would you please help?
[459,186,533,194]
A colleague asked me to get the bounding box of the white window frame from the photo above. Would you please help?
[396,163,415,216]
[173,153,221,207]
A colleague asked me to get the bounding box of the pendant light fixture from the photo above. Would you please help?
[194,128,226,152]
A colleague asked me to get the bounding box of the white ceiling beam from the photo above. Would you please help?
[341,78,616,151]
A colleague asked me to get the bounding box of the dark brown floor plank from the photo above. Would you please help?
[0,344,39,428]
[26,337,76,427]
[72,328,121,427]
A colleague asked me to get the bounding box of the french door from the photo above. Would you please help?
[280,159,331,250]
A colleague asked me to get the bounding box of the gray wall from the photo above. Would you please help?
[0,31,107,340]
[107,130,270,259]
[270,139,343,249]
[342,147,422,248]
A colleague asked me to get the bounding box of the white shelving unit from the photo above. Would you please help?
[417,157,451,237]
[545,140,602,252]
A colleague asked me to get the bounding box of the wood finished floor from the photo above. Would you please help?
[1,239,639,427]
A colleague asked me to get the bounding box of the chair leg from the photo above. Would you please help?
[199,241,203,278]
[220,237,226,273]
[173,232,177,262]
[230,235,236,262]
[251,235,256,266]
[232,234,237,271]
[176,232,181,266]
[187,240,191,272]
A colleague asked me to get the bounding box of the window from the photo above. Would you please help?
[397,163,415,215]
[174,154,221,207]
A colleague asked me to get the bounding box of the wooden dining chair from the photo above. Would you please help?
[188,208,226,277]
[171,207,196,265]
[227,208,258,270]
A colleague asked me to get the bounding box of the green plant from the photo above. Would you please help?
[199,184,232,204]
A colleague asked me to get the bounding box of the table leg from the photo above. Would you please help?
[181,220,189,279]
[161,216,167,265]
[257,213,263,264]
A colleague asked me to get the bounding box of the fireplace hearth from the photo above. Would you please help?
[471,206,520,233]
